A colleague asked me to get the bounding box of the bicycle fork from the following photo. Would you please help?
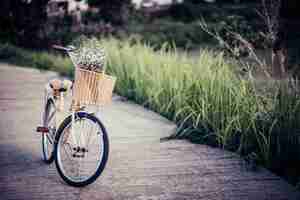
[71,110,77,146]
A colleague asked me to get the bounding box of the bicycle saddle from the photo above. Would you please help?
[49,79,72,95]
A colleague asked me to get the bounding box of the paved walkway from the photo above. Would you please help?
[0,64,299,200]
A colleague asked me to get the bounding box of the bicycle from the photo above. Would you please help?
[37,44,116,187]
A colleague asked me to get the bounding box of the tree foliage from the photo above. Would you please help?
[0,0,50,47]
[86,0,132,25]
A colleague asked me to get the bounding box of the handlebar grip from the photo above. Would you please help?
[52,45,69,51]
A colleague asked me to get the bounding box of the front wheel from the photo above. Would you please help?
[54,112,109,187]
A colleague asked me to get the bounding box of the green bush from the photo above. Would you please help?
[169,2,203,22]
[168,2,264,49]
[0,43,21,59]
[30,53,54,70]
[127,19,215,50]
[82,11,102,24]
[0,43,73,76]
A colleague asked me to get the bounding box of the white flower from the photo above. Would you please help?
[69,38,106,73]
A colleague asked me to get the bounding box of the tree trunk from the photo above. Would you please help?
[272,1,300,79]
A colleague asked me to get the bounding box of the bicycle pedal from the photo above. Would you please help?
[36,126,49,133]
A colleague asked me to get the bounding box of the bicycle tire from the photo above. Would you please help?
[54,112,109,187]
[42,98,56,164]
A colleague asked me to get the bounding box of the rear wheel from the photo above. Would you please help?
[54,112,109,187]
[42,99,56,164]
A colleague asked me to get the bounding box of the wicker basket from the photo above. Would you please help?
[73,67,116,106]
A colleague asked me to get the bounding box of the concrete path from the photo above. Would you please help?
[0,63,299,200]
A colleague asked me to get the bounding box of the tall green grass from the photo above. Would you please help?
[1,40,300,183]
[104,39,260,148]
[101,39,300,171]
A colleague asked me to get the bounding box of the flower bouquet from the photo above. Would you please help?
[69,37,106,73]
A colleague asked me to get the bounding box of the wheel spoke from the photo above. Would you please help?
[46,133,53,144]
[62,143,75,164]
[74,119,81,148]
[85,121,95,150]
